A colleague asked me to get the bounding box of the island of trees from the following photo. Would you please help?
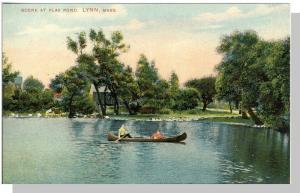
[3,29,290,132]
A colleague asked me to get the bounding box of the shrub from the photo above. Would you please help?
[158,108,173,114]
[172,88,199,110]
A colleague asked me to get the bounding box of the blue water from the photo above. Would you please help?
[3,118,289,184]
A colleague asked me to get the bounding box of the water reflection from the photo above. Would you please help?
[3,118,289,184]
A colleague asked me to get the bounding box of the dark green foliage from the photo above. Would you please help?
[216,30,290,131]
[23,75,45,93]
[67,29,130,116]
[50,66,95,117]
[172,88,200,110]
[216,30,264,125]
[135,54,159,99]
[185,77,216,111]
[257,38,290,131]
[135,55,171,113]
[49,73,64,93]
[2,53,19,86]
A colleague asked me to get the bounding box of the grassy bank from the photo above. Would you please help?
[3,108,254,126]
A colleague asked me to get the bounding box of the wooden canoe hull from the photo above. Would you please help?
[107,132,187,143]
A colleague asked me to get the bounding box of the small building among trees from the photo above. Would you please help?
[89,85,114,106]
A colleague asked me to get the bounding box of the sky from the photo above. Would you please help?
[2,4,290,87]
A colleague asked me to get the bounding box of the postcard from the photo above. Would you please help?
[2,3,290,184]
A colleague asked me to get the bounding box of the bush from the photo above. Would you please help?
[158,108,172,114]
[172,88,199,110]
[186,109,199,114]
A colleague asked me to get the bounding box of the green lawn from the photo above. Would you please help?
[4,108,254,126]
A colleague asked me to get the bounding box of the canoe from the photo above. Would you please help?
[107,132,187,143]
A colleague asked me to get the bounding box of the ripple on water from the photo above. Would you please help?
[2,118,290,184]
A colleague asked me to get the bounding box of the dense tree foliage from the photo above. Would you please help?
[50,66,95,117]
[3,28,289,132]
[216,30,290,131]
[185,77,216,111]
[23,76,44,93]
[172,88,200,110]
[66,29,130,116]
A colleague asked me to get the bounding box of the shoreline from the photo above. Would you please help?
[3,114,261,128]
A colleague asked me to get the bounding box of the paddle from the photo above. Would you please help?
[115,135,125,143]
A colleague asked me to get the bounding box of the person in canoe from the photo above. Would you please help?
[118,124,132,139]
[151,130,165,139]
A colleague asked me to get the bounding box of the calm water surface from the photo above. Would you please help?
[3,118,289,184]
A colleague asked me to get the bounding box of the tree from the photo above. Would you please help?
[2,53,19,111]
[66,29,129,116]
[215,72,241,113]
[135,54,171,113]
[135,54,159,100]
[51,66,93,118]
[49,73,65,93]
[2,53,19,87]
[169,71,179,95]
[168,71,180,108]
[117,66,140,115]
[216,30,290,130]
[172,88,200,110]
[23,75,44,93]
[257,37,290,131]
[185,76,216,111]
[216,30,264,124]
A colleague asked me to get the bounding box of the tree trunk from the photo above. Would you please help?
[109,85,119,115]
[202,101,207,111]
[112,93,119,115]
[247,107,263,125]
[93,82,106,117]
[68,94,75,118]
[104,86,108,113]
[124,100,133,115]
[238,102,242,114]
[229,101,232,113]
[235,101,239,109]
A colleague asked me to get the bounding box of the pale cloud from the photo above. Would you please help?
[194,5,289,24]
[16,24,82,35]
[200,24,223,30]
[104,19,153,32]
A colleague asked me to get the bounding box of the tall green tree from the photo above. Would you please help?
[2,53,19,86]
[257,37,290,131]
[216,30,264,124]
[135,54,159,99]
[169,71,179,95]
[185,76,216,111]
[66,29,129,116]
[135,54,171,112]
[117,66,140,114]
[23,75,44,93]
[216,30,290,130]
[2,53,19,111]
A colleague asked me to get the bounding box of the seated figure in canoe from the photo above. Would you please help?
[118,124,132,139]
[151,130,165,139]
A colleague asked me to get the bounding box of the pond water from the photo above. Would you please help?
[3,118,289,184]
